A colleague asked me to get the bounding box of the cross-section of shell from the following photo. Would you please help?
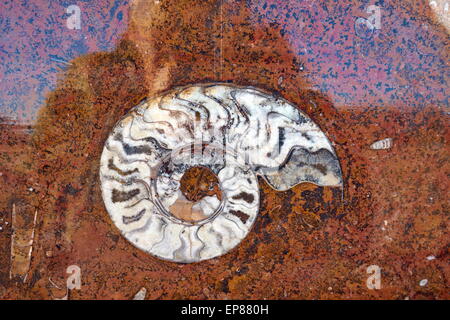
[100,83,342,263]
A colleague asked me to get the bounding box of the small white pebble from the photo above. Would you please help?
[328,287,332,291]
[28,187,34,192]
[384,220,388,226]
[278,76,284,86]
[132,287,147,300]
[426,255,436,261]
[419,279,428,287]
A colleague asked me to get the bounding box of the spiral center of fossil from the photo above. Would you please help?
[179,166,223,202]
[169,166,223,223]
[153,143,228,226]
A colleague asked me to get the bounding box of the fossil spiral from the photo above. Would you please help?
[100,84,342,263]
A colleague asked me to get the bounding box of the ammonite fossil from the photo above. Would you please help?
[100,84,342,263]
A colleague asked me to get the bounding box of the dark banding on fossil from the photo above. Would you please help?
[278,127,286,152]
[308,163,328,175]
[108,158,139,176]
[112,188,140,203]
[114,132,167,155]
[232,191,255,204]
[122,209,146,224]
[122,142,155,155]
[229,210,250,224]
